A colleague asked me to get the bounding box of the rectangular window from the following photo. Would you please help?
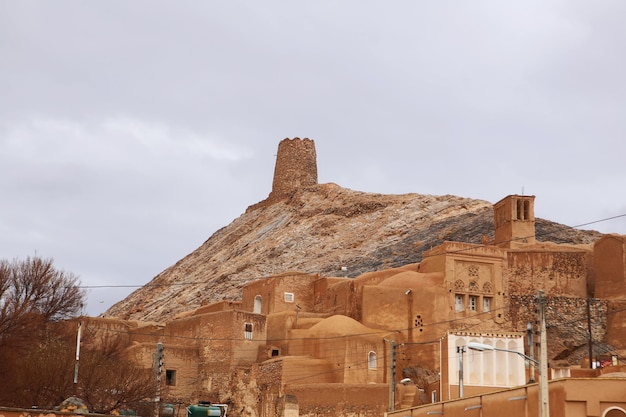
[244,322,253,340]
[469,296,478,311]
[165,369,176,386]
[284,292,294,302]
[455,294,464,312]
[483,297,492,312]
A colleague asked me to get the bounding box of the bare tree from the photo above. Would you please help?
[0,257,155,413]
[0,256,84,346]
[79,333,156,414]
[8,329,75,407]
[0,256,84,406]
[2,320,156,412]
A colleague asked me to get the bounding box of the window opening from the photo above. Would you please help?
[468,265,479,278]
[253,295,262,314]
[469,296,478,311]
[524,200,530,220]
[483,297,492,312]
[244,322,253,340]
[165,369,176,386]
[455,294,464,312]
[368,351,377,370]
[284,292,294,303]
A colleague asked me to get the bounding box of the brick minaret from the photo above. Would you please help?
[269,138,318,201]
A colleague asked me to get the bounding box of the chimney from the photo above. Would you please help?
[269,138,318,201]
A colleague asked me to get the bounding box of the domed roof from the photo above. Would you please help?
[307,315,381,338]
[378,271,444,288]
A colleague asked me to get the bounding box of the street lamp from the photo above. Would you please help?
[467,342,549,417]
[467,342,538,365]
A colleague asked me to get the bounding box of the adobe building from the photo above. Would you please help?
[385,378,626,417]
[80,140,626,417]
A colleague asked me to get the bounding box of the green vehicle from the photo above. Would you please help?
[186,402,228,417]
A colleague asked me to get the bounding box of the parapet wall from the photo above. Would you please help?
[0,407,116,417]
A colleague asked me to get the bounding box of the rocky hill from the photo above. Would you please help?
[104,139,602,322]
[104,183,600,322]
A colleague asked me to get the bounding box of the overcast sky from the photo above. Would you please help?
[1,1,625,316]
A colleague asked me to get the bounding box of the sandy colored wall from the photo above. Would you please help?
[286,384,388,417]
[507,249,591,297]
[594,235,626,299]
[606,300,626,347]
[387,379,626,417]
[361,284,449,344]
[242,273,318,315]
[313,277,355,317]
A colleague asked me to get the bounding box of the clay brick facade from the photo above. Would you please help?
[82,194,626,417]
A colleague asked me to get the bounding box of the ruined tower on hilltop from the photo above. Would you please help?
[268,137,318,202]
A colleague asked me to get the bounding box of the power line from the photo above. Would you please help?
[75,212,626,291]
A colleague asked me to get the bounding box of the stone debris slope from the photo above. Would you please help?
[104,183,600,322]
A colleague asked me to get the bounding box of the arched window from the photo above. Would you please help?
[368,351,377,370]
[604,408,626,417]
[254,295,262,314]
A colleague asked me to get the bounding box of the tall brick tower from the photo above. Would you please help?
[493,194,536,248]
[269,138,318,201]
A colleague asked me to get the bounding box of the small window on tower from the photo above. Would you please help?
[244,322,253,340]
[284,292,294,303]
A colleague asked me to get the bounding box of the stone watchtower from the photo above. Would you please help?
[493,194,536,248]
[268,138,318,202]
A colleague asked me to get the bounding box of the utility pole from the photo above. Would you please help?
[537,290,550,417]
[387,340,396,412]
[587,298,594,369]
[73,321,82,394]
[154,342,164,417]
[527,322,535,383]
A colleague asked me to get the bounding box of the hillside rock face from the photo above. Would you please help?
[104,138,601,322]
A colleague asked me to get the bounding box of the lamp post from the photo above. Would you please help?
[468,342,548,417]
[467,342,537,365]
